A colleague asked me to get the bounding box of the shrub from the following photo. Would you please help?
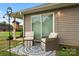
[6,35,13,40]
[56,46,78,56]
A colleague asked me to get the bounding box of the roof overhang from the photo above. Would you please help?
[11,3,79,19]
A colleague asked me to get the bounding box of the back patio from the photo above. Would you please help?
[10,3,79,56]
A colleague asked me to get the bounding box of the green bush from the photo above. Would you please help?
[6,35,13,40]
[57,47,79,56]
[76,48,79,56]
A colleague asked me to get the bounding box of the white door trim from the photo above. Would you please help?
[53,12,55,33]
[40,14,42,38]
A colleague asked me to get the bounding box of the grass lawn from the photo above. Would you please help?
[0,31,22,56]
[0,40,22,56]
[0,31,21,40]
[0,51,18,56]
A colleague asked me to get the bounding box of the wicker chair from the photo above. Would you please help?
[41,32,59,51]
[24,32,34,47]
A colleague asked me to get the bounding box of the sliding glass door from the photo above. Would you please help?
[32,14,53,40]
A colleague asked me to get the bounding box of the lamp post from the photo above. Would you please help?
[7,7,12,56]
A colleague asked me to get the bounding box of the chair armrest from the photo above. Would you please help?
[41,37,59,51]
[41,38,46,44]
[24,37,34,40]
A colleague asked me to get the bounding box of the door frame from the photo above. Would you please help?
[31,12,55,38]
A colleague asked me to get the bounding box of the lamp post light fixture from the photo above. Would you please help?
[7,7,12,15]
[7,7,12,56]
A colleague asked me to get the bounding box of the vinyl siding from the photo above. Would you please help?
[24,6,79,46]
[55,6,79,46]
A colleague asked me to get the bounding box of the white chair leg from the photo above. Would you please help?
[27,41,33,48]
[24,40,33,48]
[24,41,28,47]
[30,41,32,47]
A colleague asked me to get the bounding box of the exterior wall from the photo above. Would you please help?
[24,15,32,35]
[24,6,79,46]
[55,6,79,46]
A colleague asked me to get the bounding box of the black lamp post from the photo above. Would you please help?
[7,7,12,56]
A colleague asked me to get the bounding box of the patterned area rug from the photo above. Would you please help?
[7,44,56,56]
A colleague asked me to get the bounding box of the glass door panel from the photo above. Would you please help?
[32,15,41,40]
[42,14,53,37]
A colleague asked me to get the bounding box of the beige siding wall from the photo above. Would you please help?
[24,15,32,34]
[55,6,79,46]
[24,6,79,46]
